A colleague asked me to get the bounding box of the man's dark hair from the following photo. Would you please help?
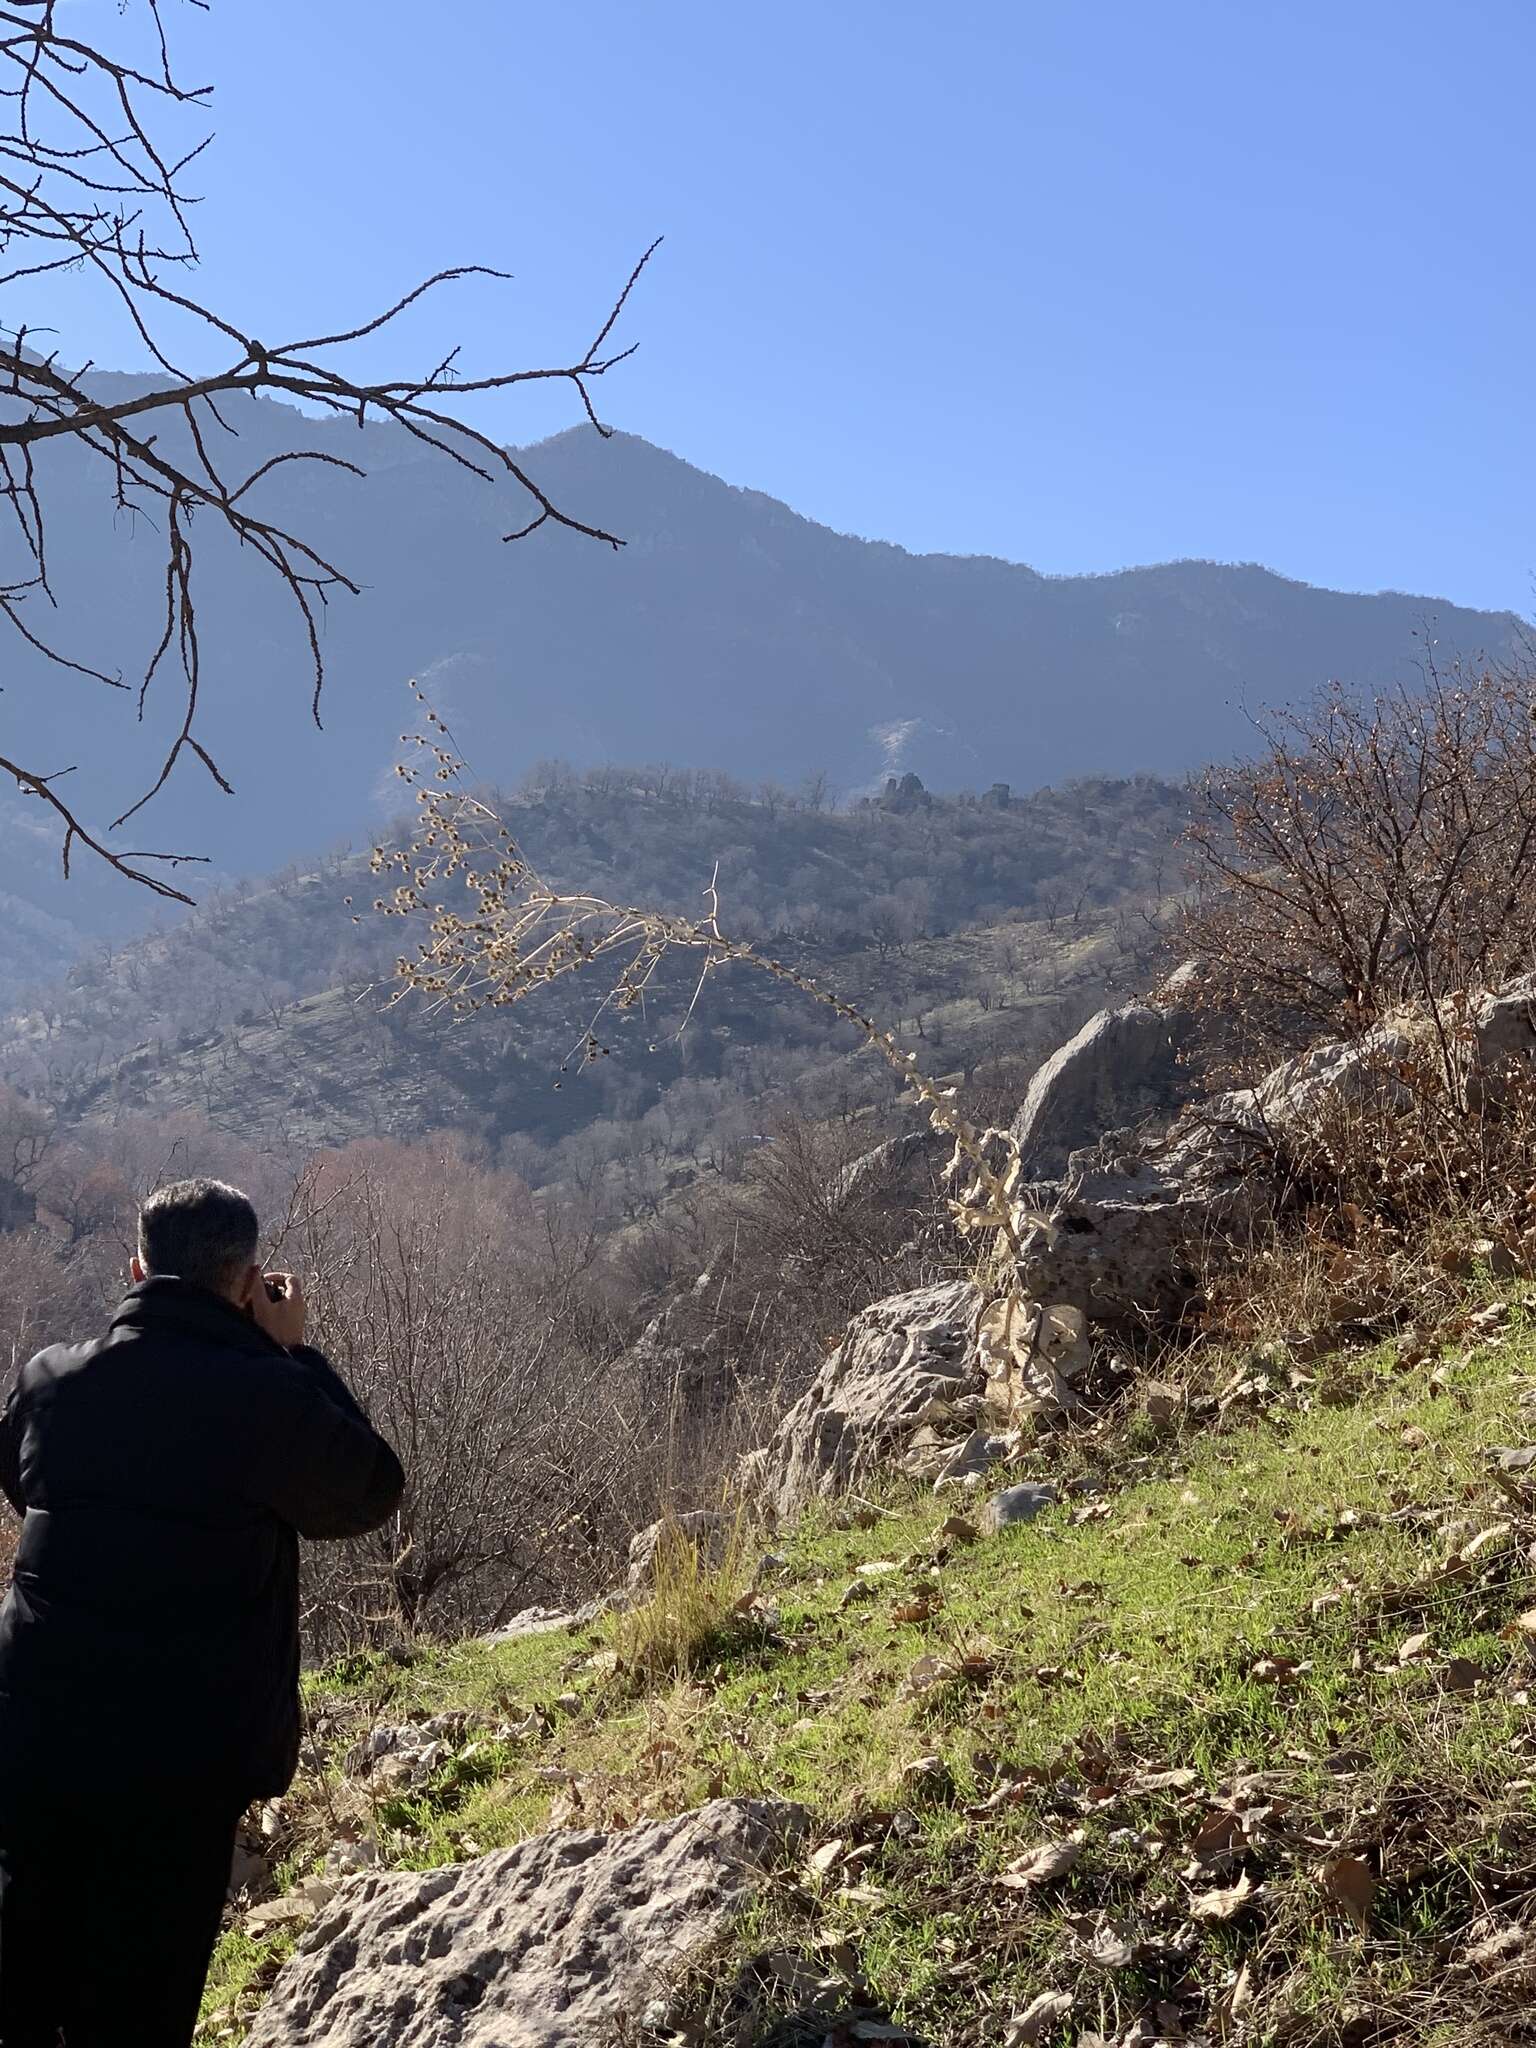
[137,1179,259,1296]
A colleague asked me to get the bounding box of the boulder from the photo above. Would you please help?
[1250,1022,1418,1134]
[627,1510,733,1591]
[1013,1023,1424,1323]
[480,1601,607,1647]
[1473,977,1536,1088]
[1011,1002,1197,1180]
[747,1280,981,1520]
[246,1798,803,2048]
[1017,1094,1270,1321]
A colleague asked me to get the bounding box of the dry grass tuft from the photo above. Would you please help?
[613,1508,761,1681]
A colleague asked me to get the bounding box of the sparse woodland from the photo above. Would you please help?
[12,665,1536,1678]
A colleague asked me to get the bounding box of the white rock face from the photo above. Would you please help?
[246,1798,802,2048]
[1014,1024,1423,1321]
[1473,976,1536,1092]
[1010,1001,1194,1179]
[747,1280,981,1520]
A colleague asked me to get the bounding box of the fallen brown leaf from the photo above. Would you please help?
[1133,1765,1199,1793]
[890,1596,940,1625]
[1189,1807,1245,1865]
[1442,1656,1486,1694]
[1317,1852,1375,1933]
[1458,1525,1512,1565]
[997,1831,1086,1889]
[766,1951,826,2001]
[1191,1869,1260,1922]
[1004,1991,1074,2046]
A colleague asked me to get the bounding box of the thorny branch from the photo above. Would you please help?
[0,0,656,899]
[370,685,1059,1365]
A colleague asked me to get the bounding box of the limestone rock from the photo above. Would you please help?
[921,1424,1009,1489]
[1015,1095,1267,1322]
[1473,977,1536,1091]
[1011,1001,1196,1180]
[1014,1026,1419,1323]
[480,1600,608,1647]
[246,1798,803,2048]
[627,1510,733,1590]
[746,1280,981,1520]
[1251,1023,1417,1134]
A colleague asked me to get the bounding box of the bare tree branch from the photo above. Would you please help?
[0,1,657,893]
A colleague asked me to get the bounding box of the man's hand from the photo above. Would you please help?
[251,1271,307,1350]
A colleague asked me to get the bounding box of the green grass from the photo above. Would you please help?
[201,1319,1536,2045]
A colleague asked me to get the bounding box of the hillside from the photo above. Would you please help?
[203,1306,1536,2047]
[6,772,1184,1187]
[0,380,1520,973]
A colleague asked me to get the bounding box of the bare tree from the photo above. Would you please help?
[1182,668,1536,1080]
[0,1,655,896]
[292,1142,636,1644]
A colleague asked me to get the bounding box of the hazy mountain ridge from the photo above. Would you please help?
[0,385,1519,985]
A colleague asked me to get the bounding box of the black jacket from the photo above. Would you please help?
[0,1277,403,1804]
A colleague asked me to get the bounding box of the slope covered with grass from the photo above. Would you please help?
[203,1309,1536,2046]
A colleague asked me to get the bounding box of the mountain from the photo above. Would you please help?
[0,382,1521,977]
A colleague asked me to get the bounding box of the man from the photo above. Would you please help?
[0,1177,404,2046]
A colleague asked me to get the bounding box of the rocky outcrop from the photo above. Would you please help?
[1250,1023,1417,1134]
[748,1280,982,1520]
[1010,1022,1429,1322]
[247,1798,802,2048]
[745,1004,1504,1504]
[1015,1094,1271,1321]
[480,1600,607,1648]
[1011,1001,1196,1179]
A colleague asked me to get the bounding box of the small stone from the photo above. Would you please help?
[985,1482,1060,1532]
[1144,1381,1184,1426]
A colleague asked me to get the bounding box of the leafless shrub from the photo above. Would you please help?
[1183,666,1536,1084]
[289,1141,638,1649]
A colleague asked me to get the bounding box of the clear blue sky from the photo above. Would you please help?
[47,0,1536,613]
